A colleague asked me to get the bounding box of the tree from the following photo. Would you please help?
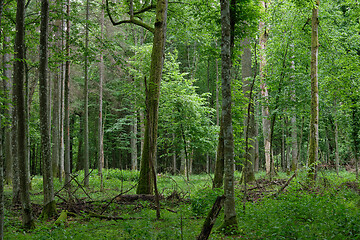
[39,0,56,219]
[241,38,256,183]
[219,0,238,233]
[99,0,105,189]
[14,0,35,228]
[308,0,319,181]
[64,0,71,189]
[84,0,90,188]
[259,0,272,176]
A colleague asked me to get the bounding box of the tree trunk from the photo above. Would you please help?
[259,1,271,175]
[64,0,71,189]
[39,0,56,219]
[0,120,3,240]
[308,0,320,181]
[213,123,224,188]
[83,0,90,188]
[241,38,255,183]
[130,112,137,171]
[137,0,168,194]
[3,34,12,185]
[14,0,35,228]
[334,104,340,175]
[219,0,238,232]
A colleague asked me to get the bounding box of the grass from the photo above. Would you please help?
[4,168,360,239]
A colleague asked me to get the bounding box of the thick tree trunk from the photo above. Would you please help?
[241,38,255,183]
[3,34,12,185]
[259,1,272,175]
[219,0,238,232]
[14,0,35,228]
[39,0,56,219]
[308,0,320,181]
[137,0,168,194]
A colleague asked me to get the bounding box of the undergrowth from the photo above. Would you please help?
[4,169,360,239]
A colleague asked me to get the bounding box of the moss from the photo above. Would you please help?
[40,200,57,220]
[217,216,239,235]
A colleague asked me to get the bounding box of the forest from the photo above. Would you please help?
[1,0,360,239]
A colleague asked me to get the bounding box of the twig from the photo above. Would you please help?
[271,172,296,198]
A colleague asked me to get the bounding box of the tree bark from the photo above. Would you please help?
[39,0,56,219]
[137,0,168,194]
[334,103,340,175]
[219,0,238,232]
[83,0,90,188]
[308,0,320,181]
[241,38,255,183]
[259,0,271,175]
[213,123,224,188]
[14,0,35,228]
[64,0,71,189]
[3,34,12,185]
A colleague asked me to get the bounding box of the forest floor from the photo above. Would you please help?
[4,168,360,239]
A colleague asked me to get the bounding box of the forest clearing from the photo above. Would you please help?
[3,169,360,239]
[1,0,360,239]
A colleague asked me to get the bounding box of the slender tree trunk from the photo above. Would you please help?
[0,120,3,240]
[52,7,62,179]
[64,0,71,189]
[0,3,4,235]
[3,34,12,185]
[83,0,90,188]
[259,1,271,175]
[137,0,168,194]
[11,89,20,204]
[130,112,137,171]
[219,0,238,232]
[241,38,255,183]
[213,123,224,188]
[334,104,340,175]
[39,0,56,218]
[308,0,320,181]
[172,133,177,174]
[14,0,35,228]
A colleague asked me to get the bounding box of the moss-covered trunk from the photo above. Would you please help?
[137,0,168,194]
[308,0,320,181]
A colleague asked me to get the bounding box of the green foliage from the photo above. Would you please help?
[106,169,139,181]
[191,187,223,216]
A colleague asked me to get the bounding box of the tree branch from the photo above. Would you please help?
[106,0,154,33]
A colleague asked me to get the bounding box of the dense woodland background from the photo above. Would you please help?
[1,0,360,238]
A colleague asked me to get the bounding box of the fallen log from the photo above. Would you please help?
[197,195,225,240]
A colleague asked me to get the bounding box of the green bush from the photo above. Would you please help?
[191,187,223,216]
